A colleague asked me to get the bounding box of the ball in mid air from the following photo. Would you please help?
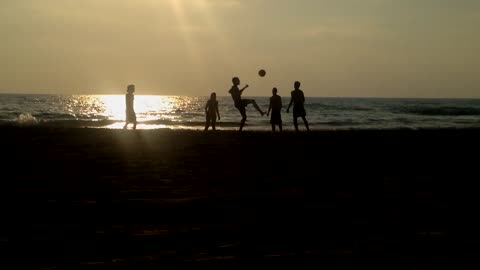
[258,69,266,77]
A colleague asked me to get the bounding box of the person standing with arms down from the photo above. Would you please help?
[287,81,310,132]
[123,84,137,130]
[228,77,266,131]
[205,92,220,131]
[267,87,283,132]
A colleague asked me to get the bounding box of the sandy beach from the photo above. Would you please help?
[4,128,480,268]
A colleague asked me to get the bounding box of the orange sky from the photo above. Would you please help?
[1,0,479,97]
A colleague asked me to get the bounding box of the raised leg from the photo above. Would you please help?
[244,99,265,116]
[252,101,265,116]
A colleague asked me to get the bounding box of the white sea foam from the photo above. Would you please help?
[17,113,38,125]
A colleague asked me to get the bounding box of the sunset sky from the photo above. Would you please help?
[1,0,479,97]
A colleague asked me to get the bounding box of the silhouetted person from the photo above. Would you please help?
[267,87,282,132]
[123,84,137,130]
[205,92,220,131]
[287,81,310,132]
[228,77,265,131]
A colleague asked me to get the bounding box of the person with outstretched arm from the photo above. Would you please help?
[228,77,265,131]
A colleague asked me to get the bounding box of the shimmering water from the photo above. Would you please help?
[1,94,480,130]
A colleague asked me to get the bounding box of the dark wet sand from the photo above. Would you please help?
[3,128,480,269]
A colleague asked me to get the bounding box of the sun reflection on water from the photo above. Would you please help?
[36,94,217,129]
[93,95,202,129]
[98,95,176,120]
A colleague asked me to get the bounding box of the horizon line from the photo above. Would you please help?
[0,92,479,100]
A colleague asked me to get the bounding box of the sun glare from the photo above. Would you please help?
[165,0,234,71]
[167,0,201,64]
[97,95,179,129]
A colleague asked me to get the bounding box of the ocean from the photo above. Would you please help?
[1,94,480,130]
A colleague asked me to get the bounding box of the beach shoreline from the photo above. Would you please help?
[5,127,480,268]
